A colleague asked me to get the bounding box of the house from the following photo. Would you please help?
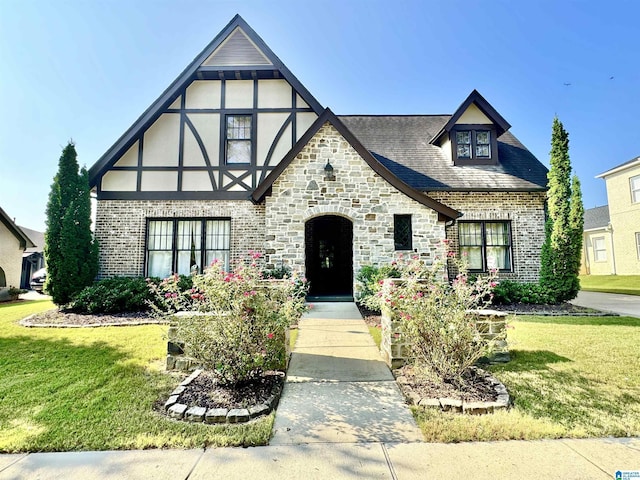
[580,205,614,275]
[0,206,35,299]
[18,226,45,289]
[88,15,548,298]
[587,156,640,275]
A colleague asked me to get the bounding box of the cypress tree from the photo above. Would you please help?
[44,142,99,305]
[539,118,582,302]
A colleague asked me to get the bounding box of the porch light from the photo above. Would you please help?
[324,160,335,181]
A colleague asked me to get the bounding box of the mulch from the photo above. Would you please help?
[20,309,166,327]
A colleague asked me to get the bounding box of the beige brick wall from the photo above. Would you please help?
[0,223,23,287]
[265,122,445,292]
[427,191,546,282]
[604,164,640,274]
[94,200,265,278]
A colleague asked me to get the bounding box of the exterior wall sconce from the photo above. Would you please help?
[324,160,336,181]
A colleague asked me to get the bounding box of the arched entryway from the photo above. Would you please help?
[305,215,353,299]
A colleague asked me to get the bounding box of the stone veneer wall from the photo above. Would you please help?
[264,122,445,292]
[94,199,265,278]
[426,191,546,283]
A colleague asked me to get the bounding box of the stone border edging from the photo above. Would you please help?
[397,367,510,415]
[19,314,169,328]
[163,369,284,424]
[503,311,618,317]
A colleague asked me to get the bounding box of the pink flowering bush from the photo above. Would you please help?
[150,253,308,384]
[381,244,502,387]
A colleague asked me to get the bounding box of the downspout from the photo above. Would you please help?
[607,223,617,275]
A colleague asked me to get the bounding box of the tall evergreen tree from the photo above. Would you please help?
[44,142,99,305]
[539,118,582,301]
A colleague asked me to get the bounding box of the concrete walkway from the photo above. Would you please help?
[571,291,640,318]
[2,438,638,479]
[271,302,423,444]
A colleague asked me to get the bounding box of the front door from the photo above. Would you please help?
[305,215,353,297]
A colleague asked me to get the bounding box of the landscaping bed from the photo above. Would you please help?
[20,309,165,327]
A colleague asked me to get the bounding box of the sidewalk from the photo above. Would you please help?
[1,302,639,479]
[2,438,638,479]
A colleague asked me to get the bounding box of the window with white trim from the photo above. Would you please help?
[592,236,607,262]
[146,219,230,278]
[631,175,640,203]
[636,232,640,260]
[459,221,512,272]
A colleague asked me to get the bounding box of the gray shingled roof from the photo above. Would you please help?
[584,205,610,230]
[338,115,548,191]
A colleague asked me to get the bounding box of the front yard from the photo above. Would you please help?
[0,300,273,453]
[413,314,640,442]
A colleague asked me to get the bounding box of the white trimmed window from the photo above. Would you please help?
[592,236,607,262]
[459,221,512,272]
[636,232,640,260]
[631,175,640,203]
[146,218,230,278]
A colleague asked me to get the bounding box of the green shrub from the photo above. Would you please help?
[492,280,555,305]
[65,277,153,313]
[150,254,308,384]
[146,274,196,315]
[356,264,401,313]
[382,249,502,387]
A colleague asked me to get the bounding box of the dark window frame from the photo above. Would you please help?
[394,214,413,251]
[458,220,513,272]
[451,124,498,166]
[145,217,231,278]
[225,114,253,165]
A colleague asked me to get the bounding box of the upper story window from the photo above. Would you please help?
[394,214,413,251]
[631,175,640,203]
[226,115,252,164]
[451,126,497,165]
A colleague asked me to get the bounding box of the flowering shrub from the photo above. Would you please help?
[149,252,308,384]
[381,245,503,387]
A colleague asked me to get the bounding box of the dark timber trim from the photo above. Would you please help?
[96,191,252,201]
[429,89,511,145]
[251,108,461,221]
[88,14,323,188]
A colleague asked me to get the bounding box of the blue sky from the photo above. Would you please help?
[1,0,638,232]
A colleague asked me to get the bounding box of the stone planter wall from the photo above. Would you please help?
[380,280,510,368]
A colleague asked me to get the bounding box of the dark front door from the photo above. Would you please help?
[305,215,353,297]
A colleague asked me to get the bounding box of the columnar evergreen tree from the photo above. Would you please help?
[44,142,99,305]
[539,118,583,302]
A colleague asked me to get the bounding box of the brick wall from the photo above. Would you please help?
[94,200,265,278]
[427,191,546,282]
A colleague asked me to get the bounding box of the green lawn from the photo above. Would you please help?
[413,314,640,442]
[579,275,640,295]
[0,300,273,453]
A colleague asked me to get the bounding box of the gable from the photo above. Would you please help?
[88,15,323,199]
[456,103,493,125]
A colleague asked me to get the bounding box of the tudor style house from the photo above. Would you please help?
[88,15,548,298]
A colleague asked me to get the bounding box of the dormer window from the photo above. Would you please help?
[451,125,498,165]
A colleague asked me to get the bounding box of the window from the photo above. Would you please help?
[451,126,496,164]
[226,115,252,164]
[636,233,640,260]
[394,214,413,250]
[146,219,230,278]
[459,221,512,272]
[592,236,607,262]
[631,175,640,203]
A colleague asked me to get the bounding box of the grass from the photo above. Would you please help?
[579,275,640,295]
[368,325,382,348]
[413,314,640,442]
[0,300,274,453]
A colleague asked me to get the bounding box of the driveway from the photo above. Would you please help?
[571,291,640,318]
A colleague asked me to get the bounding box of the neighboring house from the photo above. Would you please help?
[592,156,640,275]
[0,207,35,296]
[18,226,45,289]
[580,205,614,275]
[87,15,548,298]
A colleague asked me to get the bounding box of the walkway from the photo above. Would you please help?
[271,302,422,444]
[571,291,640,318]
